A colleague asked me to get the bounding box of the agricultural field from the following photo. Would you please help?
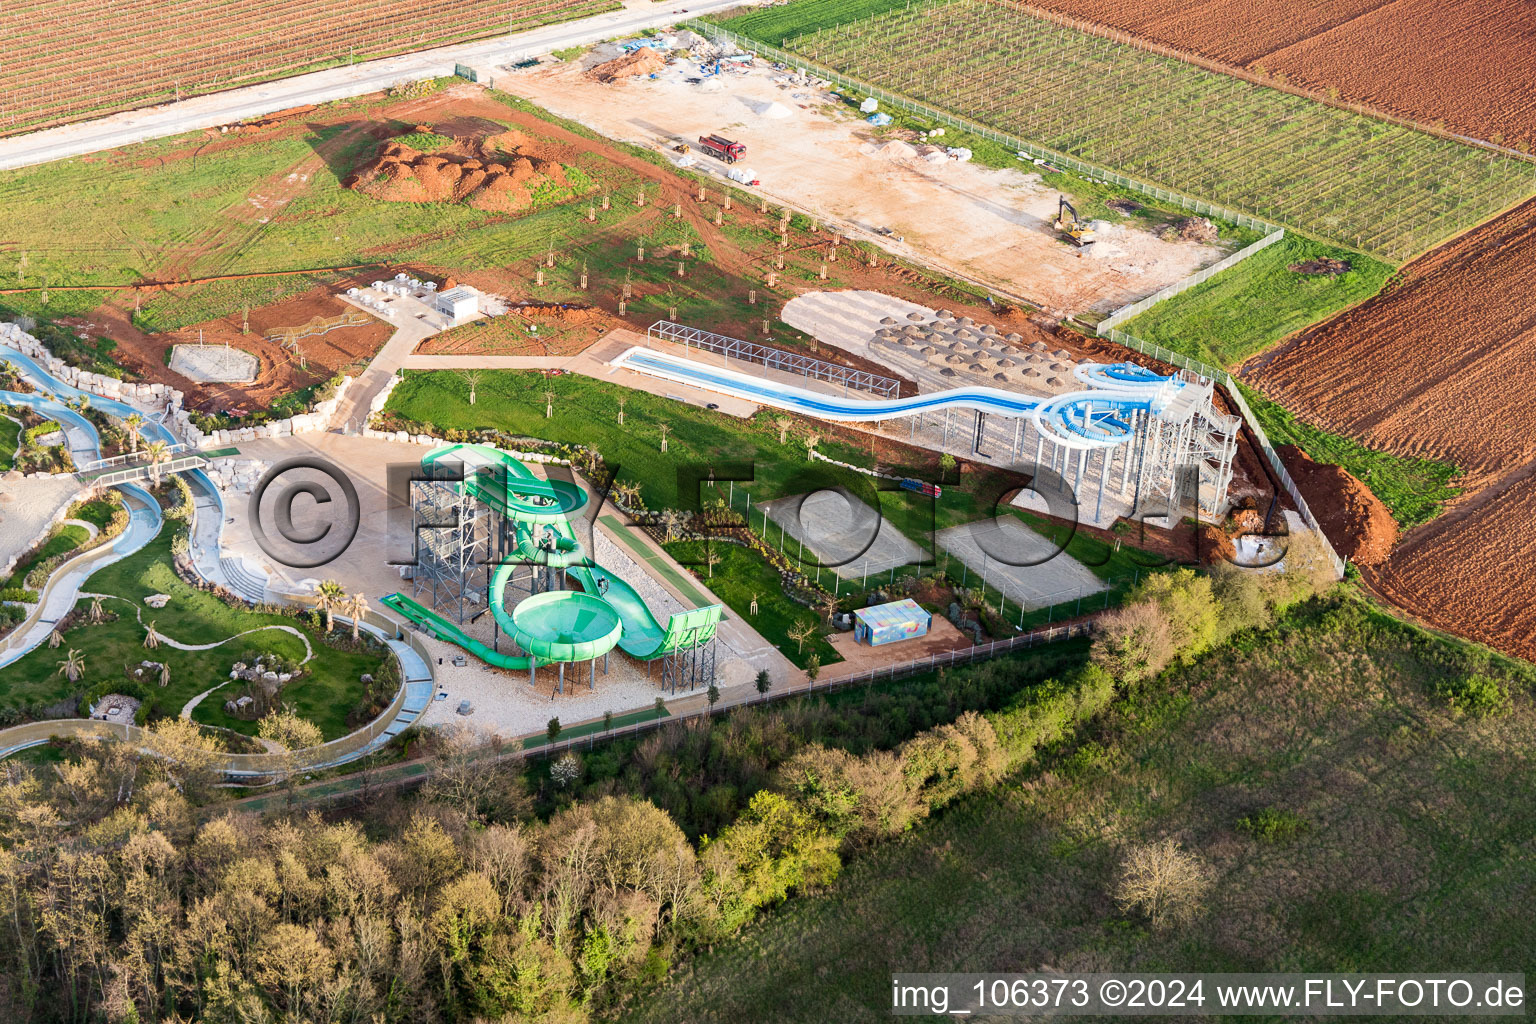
[721,0,1535,261]
[1247,197,1536,662]
[0,0,620,137]
[1017,0,1536,151]
[623,595,1536,1023]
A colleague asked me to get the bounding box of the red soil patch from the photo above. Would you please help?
[346,128,576,215]
[1247,197,1536,491]
[62,282,391,415]
[1276,445,1397,566]
[1010,0,1536,149]
[586,50,669,84]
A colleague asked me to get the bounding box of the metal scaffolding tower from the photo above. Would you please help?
[410,477,489,624]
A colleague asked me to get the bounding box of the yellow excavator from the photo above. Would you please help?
[1054,196,1096,247]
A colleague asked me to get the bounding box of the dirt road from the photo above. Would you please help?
[498,57,1227,316]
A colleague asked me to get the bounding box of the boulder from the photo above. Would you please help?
[143,594,170,609]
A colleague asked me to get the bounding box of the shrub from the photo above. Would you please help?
[1236,807,1309,843]
[1091,601,1175,684]
[1433,673,1509,717]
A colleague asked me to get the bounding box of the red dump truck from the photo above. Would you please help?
[697,134,747,163]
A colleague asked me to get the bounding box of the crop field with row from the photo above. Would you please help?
[0,0,619,137]
[728,0,1536,261]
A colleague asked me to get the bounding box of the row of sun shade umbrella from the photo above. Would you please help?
[869,308,1077,385]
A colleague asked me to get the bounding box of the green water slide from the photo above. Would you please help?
[384,444,720,667]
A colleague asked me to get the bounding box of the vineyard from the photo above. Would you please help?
[730,0,1536,261]
[0,0,619,137]
[1008,0,1536,151]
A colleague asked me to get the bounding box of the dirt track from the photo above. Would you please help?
[1014,0,1536,149]
[498,55,1228,316]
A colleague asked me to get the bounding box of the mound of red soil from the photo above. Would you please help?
[1276,444,1397,565]
[586,50,668,84]
[345,130,573,214]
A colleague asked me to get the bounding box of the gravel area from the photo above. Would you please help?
[409,531,756,741]
[0,474,82,576]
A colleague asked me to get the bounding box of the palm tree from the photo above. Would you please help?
[124,413,143,454]
[88,596,104,623]
[56,649,84,683]
[315,580,345,633]
[804,431,820,461]
[347,592,368,640]
[143,440,170,488]
[775,415,793,444]
[47,629,63,649]
[143,621,161,650]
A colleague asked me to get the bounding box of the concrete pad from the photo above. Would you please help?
[760,489,922,581]
[937,518,1107,611]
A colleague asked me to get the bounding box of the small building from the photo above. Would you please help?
[436,286,480,323]
[852,598,931,647]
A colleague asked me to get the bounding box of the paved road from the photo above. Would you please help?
[0,0,758,172]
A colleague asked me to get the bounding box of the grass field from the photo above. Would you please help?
[0,532,384,738]
[2,524,89,591]
[388,369,915,515]
[1241,385,1461,530]
[1120,236,1395,367]
[718,0,1535,261]
[0,413,21,472]
[622,594,1536,1022]
[665,539,841,668]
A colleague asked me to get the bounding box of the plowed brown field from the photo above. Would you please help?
[1369,468,1536,662]
[1247,197,1536,661]
[1015,0,1536,149]
[1247,198,1536,492]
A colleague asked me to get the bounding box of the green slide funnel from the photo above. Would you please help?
[510,591,622,663]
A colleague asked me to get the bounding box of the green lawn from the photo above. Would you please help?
[665,539,840,669]
[621,595,1536,1023]
[3,524,89,591]
[0,532,384,739]
[1121,236,1395,367]
[0,414,20,472]
[386,369,910,513]
[1242,384,1461,530]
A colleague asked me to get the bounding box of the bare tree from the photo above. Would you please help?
[617,396,627,426]
[704,546,721,578]
[786,619,816,654]
[544,391,555,419]
[658,422,670,453]
[458,370,484,406]
[774,415,793,444]
[1114,839,1209,930]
